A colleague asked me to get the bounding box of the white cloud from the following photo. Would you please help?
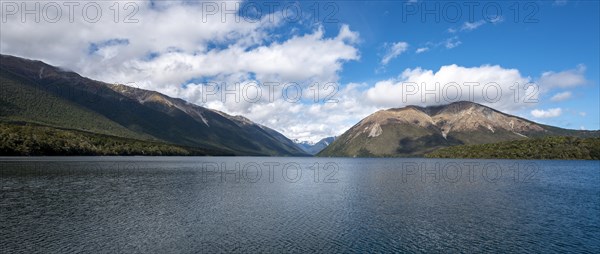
[127,25,361,143]
[381,42,409,65]
[315,64,586,140]
[0,4,359,87]
[531,108,562,118]
[1,1,274,70]
[550,91,572,102]
[415,47,429,54]
[198,82,378,143]
[461,20,486,31]
[538,65,587,89]
[364,64,536,112]
[0,0,365,143]
[579,112,587,117]
[0,1,359,90]
[444,37,462,49]
[115,24,359,95]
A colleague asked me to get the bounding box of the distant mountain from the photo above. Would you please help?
[0,54,308,156]
[295,136,336,155]
[318,101,599,157]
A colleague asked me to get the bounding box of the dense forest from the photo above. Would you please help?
[0,123,225,156]
[425,136,600,160]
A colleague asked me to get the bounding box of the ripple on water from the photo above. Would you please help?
[1,158,599,253]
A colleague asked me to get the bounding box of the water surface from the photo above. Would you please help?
[1,157,599,253]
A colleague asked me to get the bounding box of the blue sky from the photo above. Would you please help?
[1,0,598,141]
[333,1,598,81]
[308,0,599,130]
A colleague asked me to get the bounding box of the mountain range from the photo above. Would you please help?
[0,54,307,156]
[2,54,598,157]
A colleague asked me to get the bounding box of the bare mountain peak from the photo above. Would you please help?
[386,101,486,116]
[343,101,546,153]
[318,101,582,157]
[390,101,540,132]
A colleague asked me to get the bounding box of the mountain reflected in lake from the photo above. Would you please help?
[1,157,599,253]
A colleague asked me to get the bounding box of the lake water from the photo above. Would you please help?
[1,157,599,253]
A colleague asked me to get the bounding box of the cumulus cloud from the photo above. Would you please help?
[123,25,361,143]
[381,42,409,65]
[364,64,536,112]
[258,83,378,142]
[190,63,585,141]
[531,108,562,118]
[100,25,359,91]
[0,0,365,142]
[192,82,378,143]
[538,65,587,89]
[550,91,572,102]
[1,1,273,70]
[1,1,360,90]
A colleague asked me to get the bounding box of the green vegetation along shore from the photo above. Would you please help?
[0,122,230,156]
[425,136,600,160]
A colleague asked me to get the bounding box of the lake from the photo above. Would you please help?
[1,157,599,253]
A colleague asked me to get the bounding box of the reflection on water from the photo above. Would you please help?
[1,157,599,253]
